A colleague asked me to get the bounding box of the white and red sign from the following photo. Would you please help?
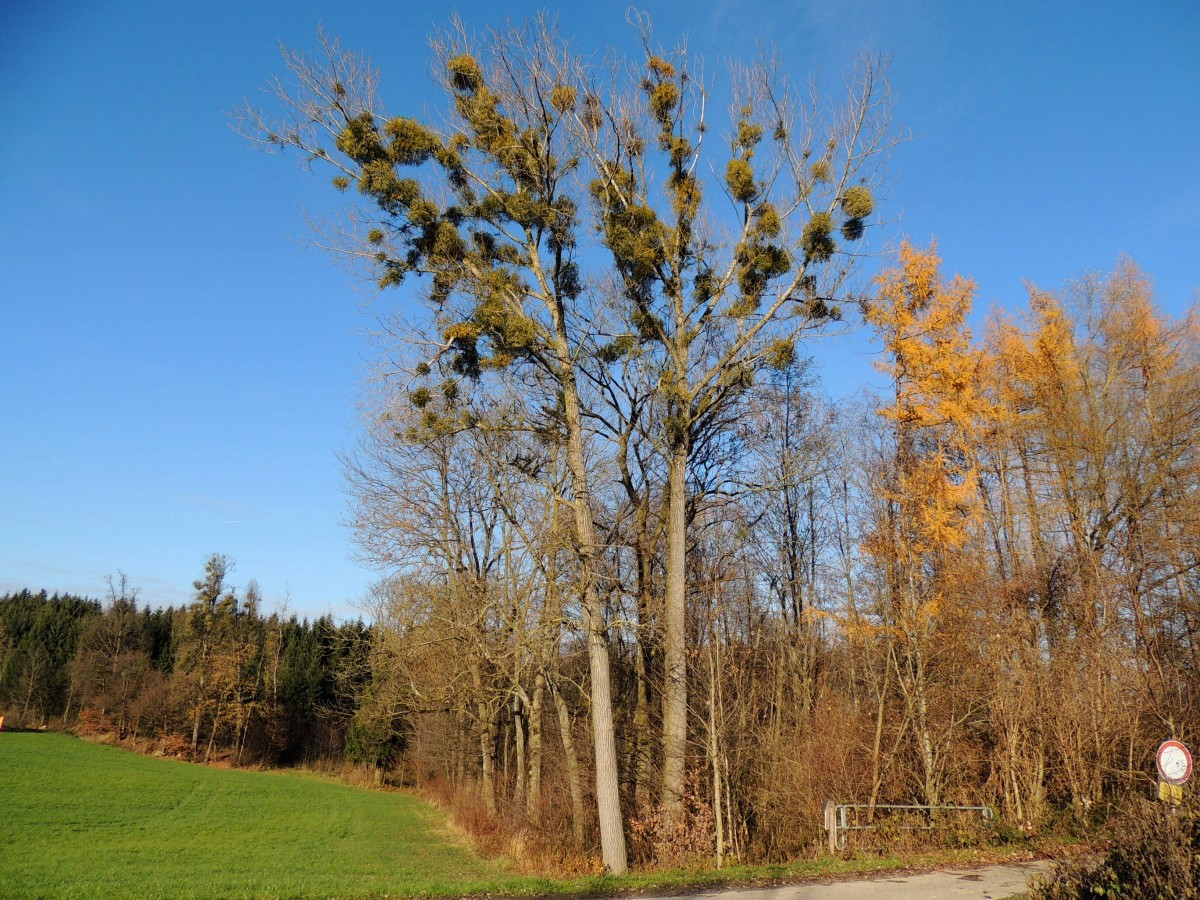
[1157,740,1193,786]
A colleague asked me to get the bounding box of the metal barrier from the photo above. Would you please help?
[824,801,994,853]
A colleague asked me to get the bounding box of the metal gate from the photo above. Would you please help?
[824,801,995,853]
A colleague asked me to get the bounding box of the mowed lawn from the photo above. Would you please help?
[0,732,518,898]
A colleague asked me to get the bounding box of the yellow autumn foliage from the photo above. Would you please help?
[866,241,991,633]
[868,242,987,557]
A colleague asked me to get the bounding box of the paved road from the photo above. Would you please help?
[637,861,1050,899]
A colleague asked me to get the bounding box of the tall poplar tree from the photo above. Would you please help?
[574,32,891,827]
[237,15,892,865]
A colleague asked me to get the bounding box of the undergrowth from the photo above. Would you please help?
[1031,799,1200,899]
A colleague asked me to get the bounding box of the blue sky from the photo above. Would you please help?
[2,0,1196,617]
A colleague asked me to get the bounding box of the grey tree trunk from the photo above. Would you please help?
[632,628,653,810]
[191,706,202,752]
[708,643,724,867]
[661,440,690,831]
[553,680,586,846]
[472,664,498,816]
[560,362,628,873]
[513,700,526,811]
[527,675,544,819]
[913,648,939,806]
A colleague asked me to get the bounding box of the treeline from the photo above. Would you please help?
[0,569,379,768]
[338,252,1200,865]
[240,14,1197,871]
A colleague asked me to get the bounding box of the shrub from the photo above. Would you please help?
[75,708,111,737]
[344,711,406,770]
[1031,800,1200,899]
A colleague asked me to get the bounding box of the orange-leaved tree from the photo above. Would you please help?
[864,241,989,805]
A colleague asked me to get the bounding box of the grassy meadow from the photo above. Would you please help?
[1,731,1046,898]
[0,731,519,898]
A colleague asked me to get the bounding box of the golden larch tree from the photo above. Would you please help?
[864,241,989,805]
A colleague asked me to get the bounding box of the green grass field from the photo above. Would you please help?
[1,731,1045,898]
[0,731,521,898]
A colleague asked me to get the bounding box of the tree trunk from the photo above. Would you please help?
[632,627,654,810]
[708,644,724,867]
[560,362,627,873]
[553,680,586,846]
[62,683,76,729]
[477,696,498,816]
[627,486,656,811]
[236,709,250,767]
[662,438,689,832]
[867,642,895,821]
[467,658,499,815]
[527,675,544,820]
[204,702,221,763]
[513,700,526,811]
[911,647,939,806]
[454,709,467,788]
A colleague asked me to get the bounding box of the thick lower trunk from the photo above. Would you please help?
[63,684,76,728]
[586,618,626,871]
[561,364,627,874]
[236,708,249,767]
[21,676,38,726]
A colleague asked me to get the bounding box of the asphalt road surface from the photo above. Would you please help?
[637,861,1050,899]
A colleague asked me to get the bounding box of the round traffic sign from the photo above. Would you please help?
[1157,740,1193,785]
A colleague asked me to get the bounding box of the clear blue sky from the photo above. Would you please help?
[2,0,1196,617]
